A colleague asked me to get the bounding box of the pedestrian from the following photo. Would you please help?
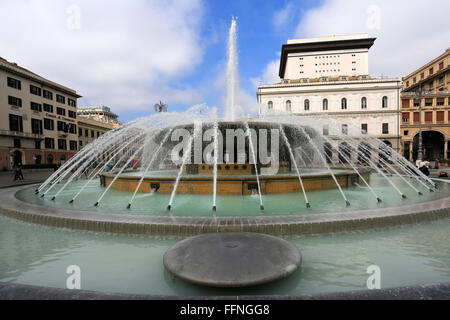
[17,163,24,180]
[12,166,18,181]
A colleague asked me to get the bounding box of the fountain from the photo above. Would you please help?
[0,18,449,294]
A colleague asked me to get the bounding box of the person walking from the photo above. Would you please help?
[17,163,24,180]
[12,166,18,181]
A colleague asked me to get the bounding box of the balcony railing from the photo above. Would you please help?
[0,130,43,140]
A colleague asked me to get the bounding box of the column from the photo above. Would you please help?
[445,140,448,160]
[409,142,414,162]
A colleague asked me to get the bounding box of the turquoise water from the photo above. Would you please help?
[17,174,450,217]
[0,214,449,296]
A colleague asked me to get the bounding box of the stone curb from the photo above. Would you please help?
[0,184,450,237]
[0,281,449,300]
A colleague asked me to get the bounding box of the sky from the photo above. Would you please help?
[0,0,449,122]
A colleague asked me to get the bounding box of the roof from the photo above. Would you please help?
[279,35,376,78]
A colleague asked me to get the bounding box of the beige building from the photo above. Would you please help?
[281,34,372,79]
[257,34,402,157]
[400,49,450,161]
[77,117,115,149]
[78,106,119,124]
[0,57,81,169]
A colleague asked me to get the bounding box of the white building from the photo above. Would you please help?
[257,34,402,153]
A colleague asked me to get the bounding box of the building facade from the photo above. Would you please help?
[400,49,450,162]
[257,34,402,155]
[78,106,119,125]
[77,117,115,149]
[0,57,81,169]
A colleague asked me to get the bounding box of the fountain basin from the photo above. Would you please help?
[3,181,450,237]
[100,169,369,195]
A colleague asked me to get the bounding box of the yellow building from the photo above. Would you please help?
[77,117,116,149]
[401,49,450,161]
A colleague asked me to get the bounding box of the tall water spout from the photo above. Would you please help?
[225,17,238,121]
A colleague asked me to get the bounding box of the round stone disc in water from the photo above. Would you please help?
[163,232,301,288]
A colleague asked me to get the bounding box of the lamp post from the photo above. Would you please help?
[417,84,424,162]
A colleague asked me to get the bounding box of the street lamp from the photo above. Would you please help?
[417,84,424,162]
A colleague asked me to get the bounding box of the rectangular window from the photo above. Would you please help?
[69,140,77,151]
[402,99,410,108]
[85,129,88,137]
[425,98,433,107]
[58,139,67,150]
[413,99,420,107]
[44,118,54,131]
[437,98,445,106]
[439,76,444,84]
[342,124,348,135]
[78,128,82,136]
[57,121,67,132]
[414,112,420,123]
[14,139,21,148]
[30,102,42,112]
[402,112,410,123]
[68,123,77,134]
[30,85,41,96]
[43,103,53,113]
[404,130,409,136]
[9,114,23,132]
[43,90,53,100]
[382,123,389,134]
[68,110,77,118]
[56,94,65,103]
[68,98,76,107]
[45,138,55,149]
[425,111,433,123]
[361,123,368,134]
[91,130,95,138]
[421,72,424,79]
[31,119,43,135]
[323,125,329,136]
[429,67,434,75]
[439,62,444,70]
[437,111,445,122]
[35,140,41,150]
[79,140,83,147]
[7,77,21,90]
[56,107,66,116]
[8,96,22,107]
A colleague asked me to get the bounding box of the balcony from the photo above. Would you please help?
[0,130,43,140]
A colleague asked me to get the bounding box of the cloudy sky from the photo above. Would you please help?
[0,0,448,121]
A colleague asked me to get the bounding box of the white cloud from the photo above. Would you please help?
[295,0,450,78]
[273,2,294,30]
[0,0,205,115]
[250,59,281,88]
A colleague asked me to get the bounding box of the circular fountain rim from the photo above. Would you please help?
[1,182,450,237]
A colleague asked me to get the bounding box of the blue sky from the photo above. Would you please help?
[0,0,448,122]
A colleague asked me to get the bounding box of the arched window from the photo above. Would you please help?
[361,97,367,109]
[47,154,54,164]
[268,101,273,110]
[304,99,310,111]
[341,98,347,110]
[323,99,328,111]
[286,100,291,112]
[382,96,388,108]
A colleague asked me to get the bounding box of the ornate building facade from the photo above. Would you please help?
[257,34,402,159]
[400,49,450,162]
